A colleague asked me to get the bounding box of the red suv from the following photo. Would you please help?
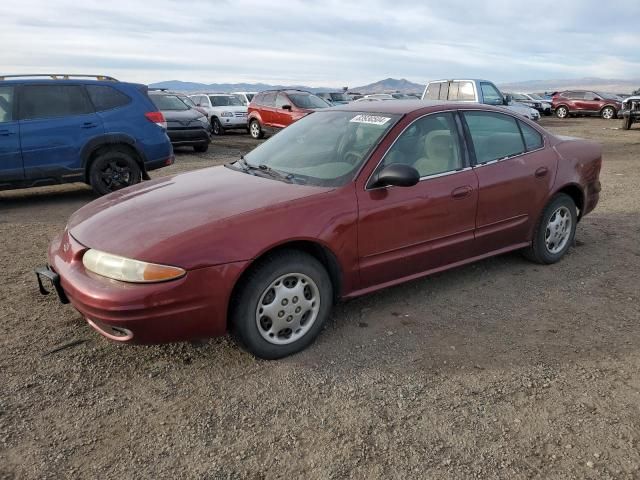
[552,90,622,120]
[247,89,330,138]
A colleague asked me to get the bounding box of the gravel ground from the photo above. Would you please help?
[1,119,639,479]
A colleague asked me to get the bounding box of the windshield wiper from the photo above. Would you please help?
[257,164,294,183]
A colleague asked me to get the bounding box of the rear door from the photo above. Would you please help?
[566,91,585,112]
[0,85,23,182]
[260,92,277,127]
[462,110,556,254]
[18,84,104,180]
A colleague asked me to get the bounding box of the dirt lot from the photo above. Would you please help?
[1,118,639,479]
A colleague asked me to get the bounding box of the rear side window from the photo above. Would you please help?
[566,91,585,100]
[86,85,131,111]
[275,93,289,108]
[463,111,525,163]
[262,92,276,107]
[19,85,93,120]
[519,121,544,151]
[252,93,264,105]
[0,86,14,123]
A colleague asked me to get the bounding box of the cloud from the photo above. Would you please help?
[1,0,639,86]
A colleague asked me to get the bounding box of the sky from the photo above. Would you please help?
[2,0,640,87]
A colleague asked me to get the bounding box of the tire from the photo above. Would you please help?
[193,142,209,153]
[89,148,142,196]
[555,106,569,119]
[211,118,225,136]
[249,119,264,139]
[601,106,616,120]
[623,116,633,130]
[230,250,333,359]
[523,193,577,264]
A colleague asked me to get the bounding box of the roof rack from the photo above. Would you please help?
[0,74,118,81]
[259,88,312,94]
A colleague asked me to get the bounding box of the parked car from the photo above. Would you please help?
[178,94,208,116]
[552,90,622,119]
[247,89,330,139]
[422,79,541,121]
[188,93,248,135]
[364,93,394,100]
[621,95,640,130]
[0,74,173,195]
[316,92,350,105]
[148,90,210,152]
[37,101,602,359]
[232,91,258,106]
[509,92,552,116]
[391,93,414,100]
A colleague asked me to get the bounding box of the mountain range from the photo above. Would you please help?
[149,77,640,95]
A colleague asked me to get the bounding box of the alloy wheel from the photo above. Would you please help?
[602,107,615,120]
[100,159,133,190]
[255,273,320,345]
[545,206,572,254]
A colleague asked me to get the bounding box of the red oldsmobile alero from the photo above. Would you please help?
[36,101,602,359]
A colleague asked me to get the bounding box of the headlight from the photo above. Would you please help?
[82,249,186,283]
[220,111,234,117]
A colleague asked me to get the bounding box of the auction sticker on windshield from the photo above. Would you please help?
[350,114,391,125]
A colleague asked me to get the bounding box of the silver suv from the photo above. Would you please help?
[188,93,248,135]
[422,79,540,121]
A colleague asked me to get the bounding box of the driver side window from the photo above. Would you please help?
[382,112,463,178]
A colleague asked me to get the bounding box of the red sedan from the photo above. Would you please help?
[37,101,602,359]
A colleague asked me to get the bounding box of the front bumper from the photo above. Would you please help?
[219,115,248,128]
[167,127,210,146]
[37,230,248,344]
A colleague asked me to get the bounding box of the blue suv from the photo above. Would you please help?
[0,74,174,195]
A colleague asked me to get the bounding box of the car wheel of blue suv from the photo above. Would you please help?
[89,148,142,195]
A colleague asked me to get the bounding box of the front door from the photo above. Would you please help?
[461,110,557,254]
[0,85,23,183]
[18,84,103,180]
[356,111,478,288]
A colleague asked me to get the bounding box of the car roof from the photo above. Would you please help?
[328,99,517,115]
[427,79,491,84]
[0,78,143,88]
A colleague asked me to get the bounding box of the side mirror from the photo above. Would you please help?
[370,164,420,188]
[503,94,512,105]
[593,97,601,101]
[282,104,292,110]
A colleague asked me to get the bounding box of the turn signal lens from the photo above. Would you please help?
[82,249,185,283]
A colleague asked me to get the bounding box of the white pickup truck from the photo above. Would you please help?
[422,79,540,121]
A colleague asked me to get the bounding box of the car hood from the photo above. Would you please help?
[68,166,332,268]
[210,105,247,113]
[160,108,205,121]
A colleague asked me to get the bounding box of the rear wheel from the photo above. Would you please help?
[623,115,633,130]
[89,149,142,195]
[249,119,264,139]
[193,142,209,153]
[601,106,616,120]
[231,251,333,359]
[211,118,225,136]
[555,106,569,119]
[523,193,577,264]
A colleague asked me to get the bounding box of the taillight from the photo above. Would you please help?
[145,111,167,130]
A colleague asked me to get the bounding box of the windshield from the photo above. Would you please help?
[597,92,621,100]
[511,93,528,101]
[243,111,400,187]
[210,95,243,107]
[150,94,189,111]
[180,96,196,107]
[528,93,544,100]
[330,93,348,101]
[288,93,330,109]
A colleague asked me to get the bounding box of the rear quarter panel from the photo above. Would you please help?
[551,136,602,216]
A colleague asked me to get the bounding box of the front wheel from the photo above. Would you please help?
[523,193,577,264]
[555,106,569,119]
[89,149,142,195]
[601,106,616,120]
[230,251,333,359]
[249,119,264,139]
[193,142,209,153]
[211,118,225,136]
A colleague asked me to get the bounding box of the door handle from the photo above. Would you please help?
[535,167,549,178]
[451,186,472,199]
[81,122,98,129]
[0,129,14,136]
